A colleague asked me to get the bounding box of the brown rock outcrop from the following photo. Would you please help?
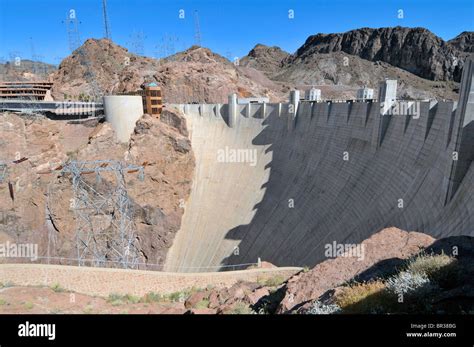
[276,227,435,313]
[0,107,194,268]
[448,31,474,53]
[293,26,469,82]
[50,39,287,103]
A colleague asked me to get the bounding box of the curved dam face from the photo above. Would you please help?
[164,104,273,271]
[165,73,474,273]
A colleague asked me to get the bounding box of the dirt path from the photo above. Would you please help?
[0,264,301,298]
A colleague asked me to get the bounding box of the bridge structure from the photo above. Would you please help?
[0,99,103,118]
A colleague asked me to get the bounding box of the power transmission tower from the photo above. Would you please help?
[29,37,39,78]
[166,34,179,58]
[36,55,47,78]
[61,160,144,269]
[74,45,102,100]
[63,9,81,53]
[0,56,5,81]
[128,30,146,56]
[28,40,48,80]
[9,52,22,70]
[155,34,179,64]
[62,9,100,99]
[194,10,202,47]
[102,0,112,41]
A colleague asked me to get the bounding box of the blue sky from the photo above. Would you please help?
[0,0,473,64]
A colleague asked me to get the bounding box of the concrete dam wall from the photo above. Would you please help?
[164,65,474,272]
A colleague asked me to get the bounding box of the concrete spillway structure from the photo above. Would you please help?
[103,95,143,142]
[165,60,474,272]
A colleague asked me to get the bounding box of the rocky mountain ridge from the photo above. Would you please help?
[6,26,472,102]
[0,59,56,81]
[291,26,468,81]
[240,27,472,100]
[50,39,287,103]
[448,31,474,53]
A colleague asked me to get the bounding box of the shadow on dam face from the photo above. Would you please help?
[164,97,474,273]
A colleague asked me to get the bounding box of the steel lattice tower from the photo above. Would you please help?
[102,0,112,40]
[129,30,145,56]
[62,10,102,100]
[76,46,102,100]
[194,10,202,47]
[64,10,81,52]
[61,160,144,269]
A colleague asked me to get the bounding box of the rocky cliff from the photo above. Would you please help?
[448,31,474,53]
[239,27,472,100]
[239,44,290,75]
[293,26,468,82]
[0,108,194,267]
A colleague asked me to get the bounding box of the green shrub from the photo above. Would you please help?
[406,253,460,288]
[334,281,396,314]
[82,305,94,314]
[0,281,13,288]
[260,276,285,287]
[123,294,140,304]
[194,299,210,309]
[51,283,65,293]
[229,302,254,314]
[140,292,164,303]
[163,287,201,302]
[106,293,140,305]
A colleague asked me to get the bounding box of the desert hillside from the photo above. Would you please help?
[6,26,468,102]
[50,39,287,103]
